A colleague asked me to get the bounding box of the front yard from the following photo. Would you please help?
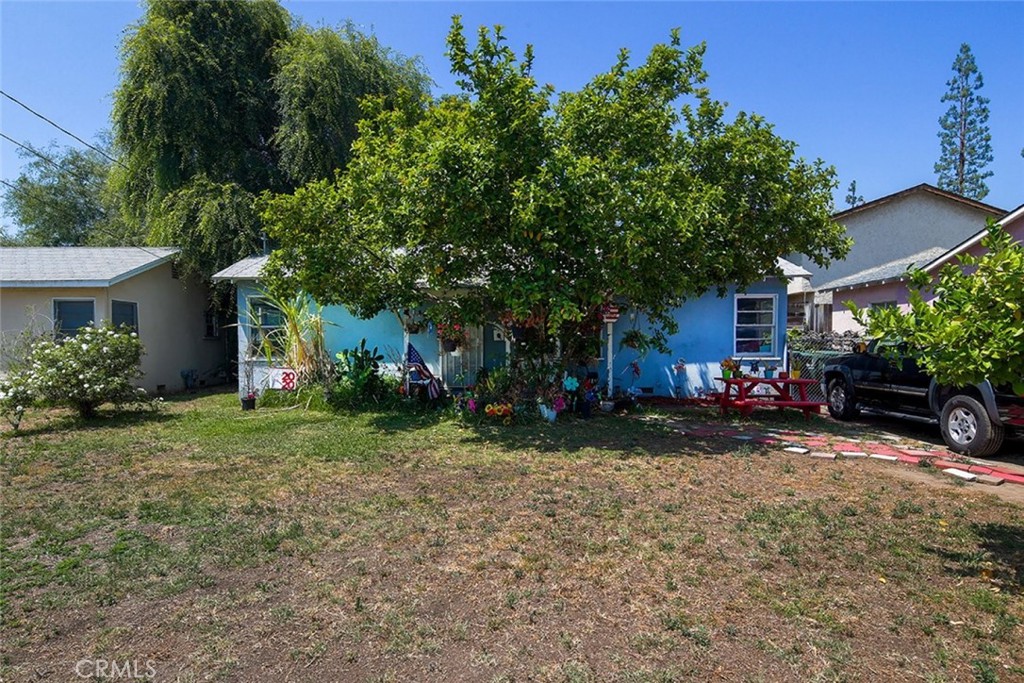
[2,392,1022,682]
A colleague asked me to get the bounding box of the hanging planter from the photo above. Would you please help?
[442,338,460,353]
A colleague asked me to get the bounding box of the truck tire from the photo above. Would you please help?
[940,394,1004,457]
[827,377,859,420]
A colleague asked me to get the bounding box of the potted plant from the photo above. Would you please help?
[437,322,467,352]
[620,329,649,352]
[400,308,426,334]
[720,357,739,379]
[790,358,803,379]
[760,331,773,353]
[240,357,257,410]
[764,362,778,379]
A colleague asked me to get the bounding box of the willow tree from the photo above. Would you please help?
[112,0,428,281]
[262,19,849,365]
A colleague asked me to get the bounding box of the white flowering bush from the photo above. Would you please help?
[20,325,153,419]
[0,375,35,430]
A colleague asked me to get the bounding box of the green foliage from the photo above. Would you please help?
[330,338,397,409]
[1,143,127,246]
[7,325,155,419]
[112,0,427,280]
[272,23,430,185]
[851,220,1024,391]
[934,43,993,200]
[247,290,333,386]
[262,19,849,369]
[0,376,35,430]
[844,180,864,208]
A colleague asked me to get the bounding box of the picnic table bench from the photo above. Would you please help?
[717,377,824,419]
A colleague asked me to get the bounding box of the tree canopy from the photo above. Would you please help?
[262,19,849,363]
[851,219,1024,393]
[111,0,428,281]
[934,43,993,200]
[1,142,125,246]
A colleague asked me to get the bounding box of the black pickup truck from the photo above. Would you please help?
[822,340,1024,457]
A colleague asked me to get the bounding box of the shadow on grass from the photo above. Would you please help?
[2,406,178,439]
[925,522,1024,590]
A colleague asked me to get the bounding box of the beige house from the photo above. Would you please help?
[787,183,1005,331]
[0,247,227,392]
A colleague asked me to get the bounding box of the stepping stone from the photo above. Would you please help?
[840,451,868,458]
[810,452,836,460]
[943,468,977,482]
[783,446,810,454]
[832,443,861,451]
[976,474,1005,486]
[902,449,936,457]
[869,454,899,462]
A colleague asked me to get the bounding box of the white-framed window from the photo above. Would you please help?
[111,300,139,332]
[734,294,777,357]
[53,298,95,337]
[247,297,284,358]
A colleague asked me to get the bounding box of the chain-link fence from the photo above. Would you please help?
[786,330,866,402]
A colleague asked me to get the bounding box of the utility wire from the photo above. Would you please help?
[1,131,111,192]
[1,90,126,169]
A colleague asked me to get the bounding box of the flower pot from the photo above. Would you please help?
[722,369,732,379]
[441,339,459,352]
[791,369,801,379]
[764,369,774,379]
[240,397,256,411]
[600,400,615,413]
[577,400,592,419]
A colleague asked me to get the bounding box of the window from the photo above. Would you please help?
[734,294,777,356]
[248,298,284,357]
[53,299,95,337]
[111,300,139,332]
[204,309,220,339]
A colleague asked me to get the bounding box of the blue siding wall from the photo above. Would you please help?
[598,280,789,398]
[235,283,441,395]
[236,278,787,398]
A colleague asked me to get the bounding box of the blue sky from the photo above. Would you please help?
[2,1,1022,234]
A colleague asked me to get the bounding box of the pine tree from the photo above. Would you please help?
[845,180,864,208]
[934,43,993,200]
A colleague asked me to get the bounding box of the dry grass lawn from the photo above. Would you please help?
[2,391,1022,682]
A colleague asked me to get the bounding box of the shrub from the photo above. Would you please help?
[22,325,154,418]
[0,376,35,430]
[329,339,400,409]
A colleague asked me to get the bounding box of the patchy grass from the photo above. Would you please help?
[1,391,1022,681]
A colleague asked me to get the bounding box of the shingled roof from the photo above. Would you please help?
[0,247,178,288]
[817,246,949,292]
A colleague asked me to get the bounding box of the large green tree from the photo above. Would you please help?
[1,143,126,246]
[934,43,993,200]
[852,220,1024,393]
[112,0,427,281]
[262,20,849,363]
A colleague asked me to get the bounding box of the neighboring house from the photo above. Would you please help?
[787,183,1005,331]
[0,247,227,392]
[823,202,1024,332]
[214,255,807,399]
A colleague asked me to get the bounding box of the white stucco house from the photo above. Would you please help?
[0,247,227,392]
[787,183,1005,331]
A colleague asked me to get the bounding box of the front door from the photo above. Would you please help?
[440,325,484,389]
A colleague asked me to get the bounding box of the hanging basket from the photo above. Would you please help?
[442,339,460,352]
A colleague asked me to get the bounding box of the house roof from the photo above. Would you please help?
[832,183,1005,221]
[777,257,811,279]
[213,254,810,288]
[817,246,949,292]
[212,255,269,282]
[918,202,1024,273]
[0,247,179,288]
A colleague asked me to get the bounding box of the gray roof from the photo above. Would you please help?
[817,246,949,292]
[212,255,269,282]
[0,247,178,288]
[777,257,811,279]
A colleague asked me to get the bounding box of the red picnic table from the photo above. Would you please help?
[717,376,824,419]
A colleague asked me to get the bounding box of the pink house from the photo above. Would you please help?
[823,203,1024,331]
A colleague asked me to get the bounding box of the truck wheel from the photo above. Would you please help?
[827,378,859,420]
[940,394,1004,457]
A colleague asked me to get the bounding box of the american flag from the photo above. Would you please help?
[407,343,441,400]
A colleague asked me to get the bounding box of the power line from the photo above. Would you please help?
[0,131,109,191]
[0,90,126,169]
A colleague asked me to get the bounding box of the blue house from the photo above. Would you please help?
[213,255,810,399]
